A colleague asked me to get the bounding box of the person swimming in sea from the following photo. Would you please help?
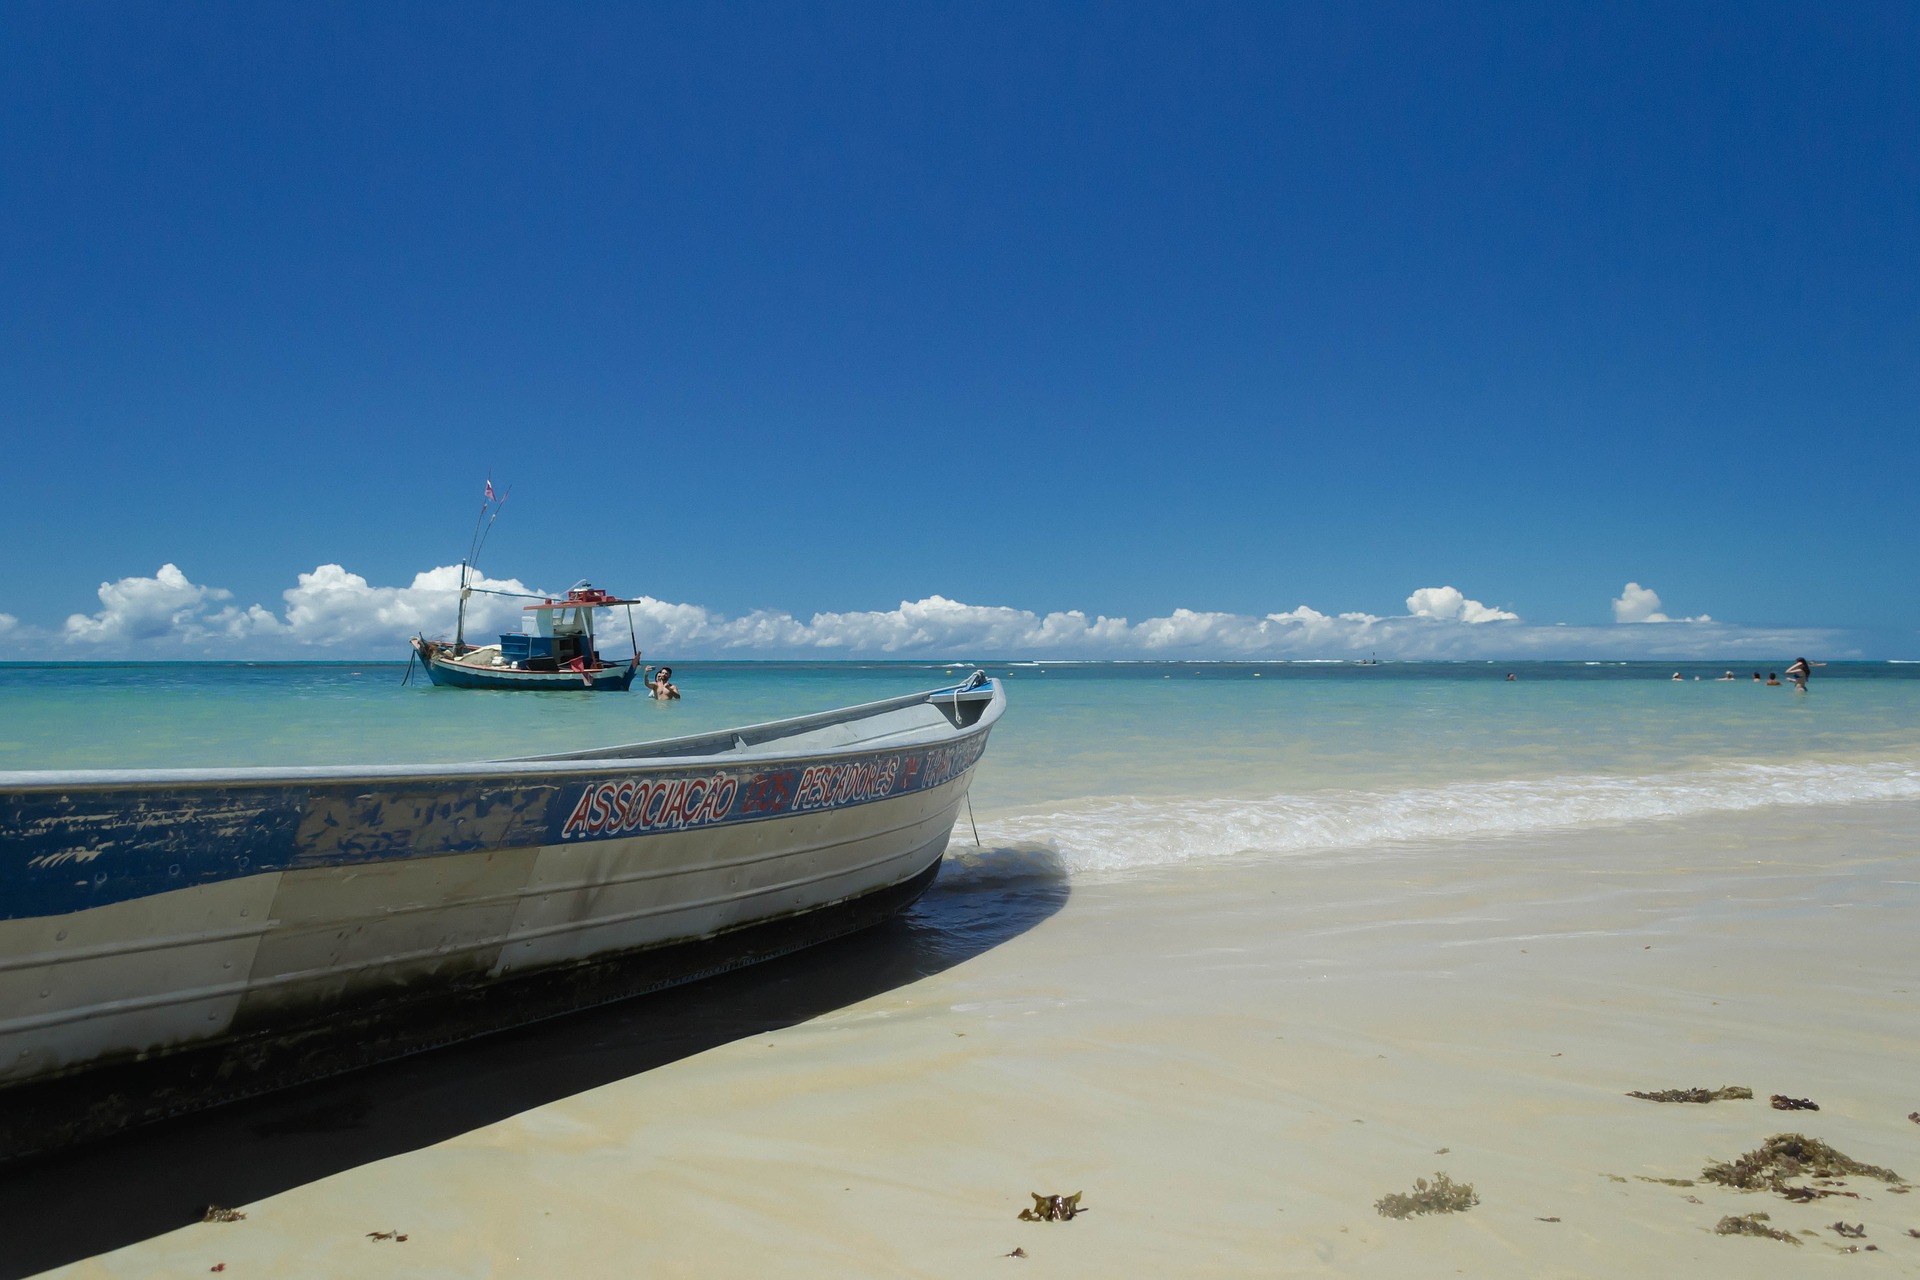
[1766,672,1781,686]
[1785,656,1813,688]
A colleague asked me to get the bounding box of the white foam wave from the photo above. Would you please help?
[977,758,1920,875]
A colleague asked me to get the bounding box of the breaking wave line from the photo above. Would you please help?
[976,757,1920,875]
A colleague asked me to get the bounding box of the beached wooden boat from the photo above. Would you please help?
[0,673,1002,1157]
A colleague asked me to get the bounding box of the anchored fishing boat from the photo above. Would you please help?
[407,486,646,690]
[410,584,645,690]
[0,672,1003,1157]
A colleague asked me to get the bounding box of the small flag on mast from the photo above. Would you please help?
[484,479,495,502]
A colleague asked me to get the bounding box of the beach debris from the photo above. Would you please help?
[1536,1216,1560,1223]
[1434,1147,1449,1155]
[1005,1247,1027,1257]
[1601,1174,1628,1184]
[1701,1133,1902,1196]
[1770,1095,1819,1111]
[1626,1086,1752,1104]
[1375,1172,1478,1219]
[1830,1221,1866,1238]
[1909,1112,1919,1125]
[1018,1193,1084,1222]
[1780,1184,1858,1202]
[1713,1213,1800,1244]
[1636,1176,1696,1187]
[201,1206,246,1223]
[366,1230,410,1242]
[211,1267,225,1274]
[1907,1229,1920,1238]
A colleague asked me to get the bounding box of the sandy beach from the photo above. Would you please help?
[16,787,1917,1278]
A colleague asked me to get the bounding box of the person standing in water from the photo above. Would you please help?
[1786,656,1816,691]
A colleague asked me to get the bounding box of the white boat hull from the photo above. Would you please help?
[0,677,1002,1155]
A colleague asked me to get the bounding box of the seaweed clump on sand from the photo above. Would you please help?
[1701,1134,1903,1195]
[1375,1172,1479,1219]
[1627,1086,1753,1104]
[1018,1193,1083,1222]
[1714,1213,1800,1244]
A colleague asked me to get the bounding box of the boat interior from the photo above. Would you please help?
[517,679,998,765]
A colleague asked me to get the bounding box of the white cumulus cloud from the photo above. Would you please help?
[58,563,545,652]
[1405,585,1519,624]
[1612,582,1710,624]
[63,564,237,645]
[6,566,1841,660]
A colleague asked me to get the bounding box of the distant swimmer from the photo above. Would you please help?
[1752,672,1762,682]
[1505,672,1516,681]
[1719,671,1736,681]
[1766,672,1782,686]
[1672,671,1683,680]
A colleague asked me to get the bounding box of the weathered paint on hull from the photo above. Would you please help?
[0,679,1002,1156]
[0,840,948,1161]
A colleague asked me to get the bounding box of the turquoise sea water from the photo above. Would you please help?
[5,661,1918,876]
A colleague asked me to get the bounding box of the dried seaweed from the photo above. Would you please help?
[1636,1176,1696,1187]
[1770,1095,1819,1112]
[1779,1184,1858,1202]
[1831,1221,1866,1238]
[1018,1193,1083,1222]
[201,1207,246,1224]
[1714,1212,1800,1244]
[1627,1086,1752,1104]
[1701,1134,1902,1195]
[1375,1172,1479,1219]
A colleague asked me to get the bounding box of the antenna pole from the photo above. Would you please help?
[455,480,509,654]
[455,560,469,649]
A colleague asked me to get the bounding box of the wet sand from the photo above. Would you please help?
[26,797,1920,1277]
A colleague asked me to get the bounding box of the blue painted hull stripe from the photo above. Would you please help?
[0,732,990,923]
[423,654,639,690]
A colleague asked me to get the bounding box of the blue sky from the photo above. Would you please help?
[3,2,1915,658]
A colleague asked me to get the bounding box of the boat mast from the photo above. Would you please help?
[456,479,509,652]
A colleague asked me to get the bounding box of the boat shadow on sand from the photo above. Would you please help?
[0,844,1067,1279]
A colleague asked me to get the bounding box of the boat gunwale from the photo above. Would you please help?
[0,679,1004,792]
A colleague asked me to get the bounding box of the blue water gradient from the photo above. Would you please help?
[4,663,1917,816]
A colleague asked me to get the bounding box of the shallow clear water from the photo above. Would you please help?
[5,660,1917,877]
